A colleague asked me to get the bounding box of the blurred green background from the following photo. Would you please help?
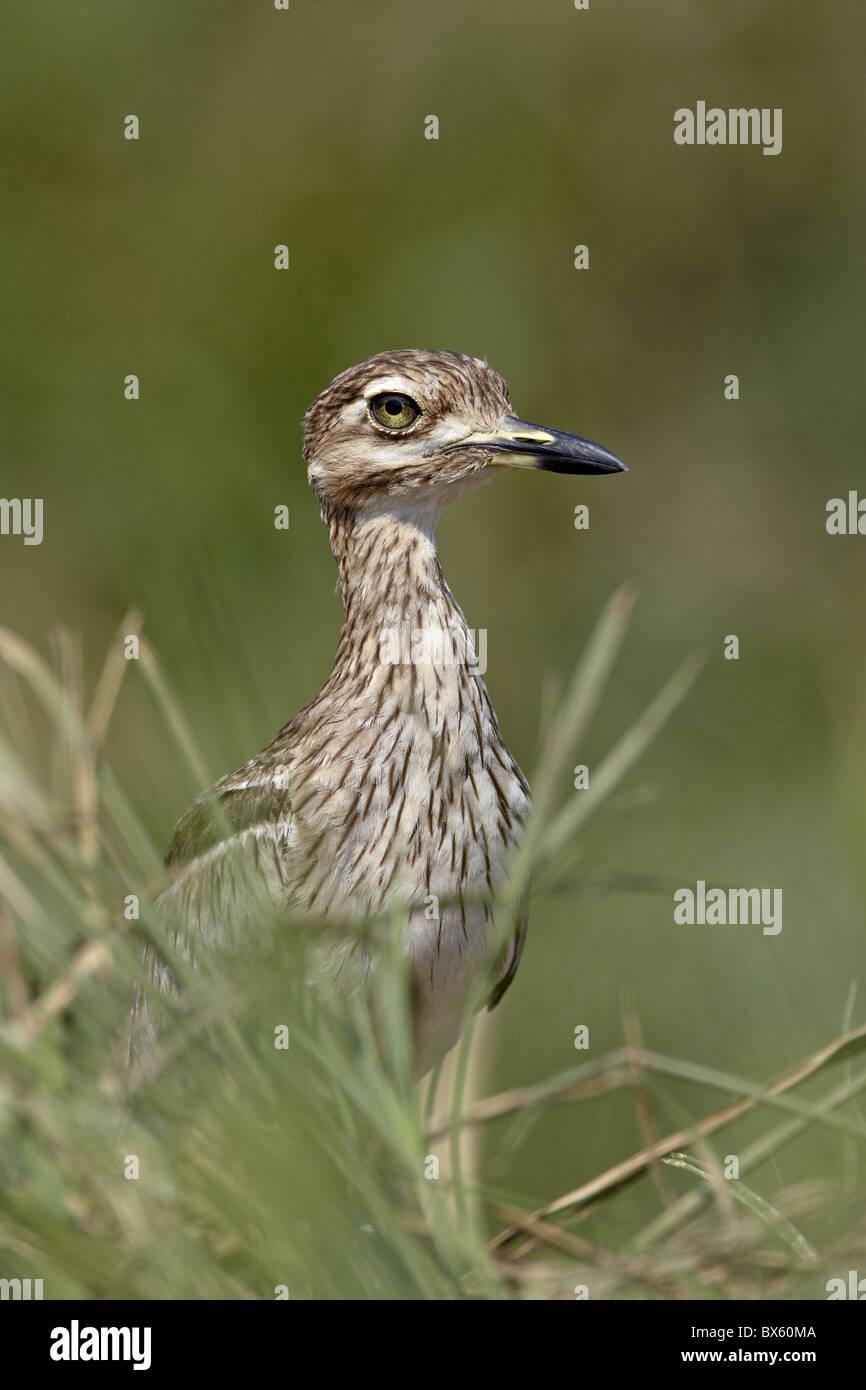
[2,0,865,1264]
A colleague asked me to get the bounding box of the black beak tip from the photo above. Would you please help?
[587,442,628,475]
[540,451,628,477]
[534,426,628,477]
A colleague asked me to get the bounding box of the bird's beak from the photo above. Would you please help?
[458,414,627,476]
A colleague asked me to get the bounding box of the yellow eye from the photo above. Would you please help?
[370,392,421,430]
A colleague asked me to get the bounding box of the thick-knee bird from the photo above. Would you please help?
[145,350,626,1075]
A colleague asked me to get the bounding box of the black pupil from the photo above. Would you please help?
[386,399,403,415]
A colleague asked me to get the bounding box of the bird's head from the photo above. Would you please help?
[303,349,626,519]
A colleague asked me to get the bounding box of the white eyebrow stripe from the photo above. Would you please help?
[362,376,420,399]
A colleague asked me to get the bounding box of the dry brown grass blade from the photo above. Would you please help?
[0,907,29,1019]
[73,610,144,875]
[495,1205,688,1297]
[88,610,144,747]
[138,636,211,788]
[428,1055,634,1139]
[620,996,677,1211]
[489,1020,866,1256]
[7,939,113,1047]
[0,614,143,874]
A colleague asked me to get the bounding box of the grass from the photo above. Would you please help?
[0,593,865,1300]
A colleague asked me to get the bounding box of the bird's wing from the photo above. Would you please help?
[485,889,530,1012]
[159,758,299,951]
[128,764,296,1073]
[165,768,293,870]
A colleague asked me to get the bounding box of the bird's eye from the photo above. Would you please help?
[370,393,421,430]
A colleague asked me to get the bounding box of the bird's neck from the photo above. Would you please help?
[322,501,479,684]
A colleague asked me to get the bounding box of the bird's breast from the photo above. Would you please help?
[284,660,529,1053]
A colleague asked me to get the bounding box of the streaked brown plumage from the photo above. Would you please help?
[136,350,626,1075]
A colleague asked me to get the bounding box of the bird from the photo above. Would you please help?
[136,350,626,1077]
